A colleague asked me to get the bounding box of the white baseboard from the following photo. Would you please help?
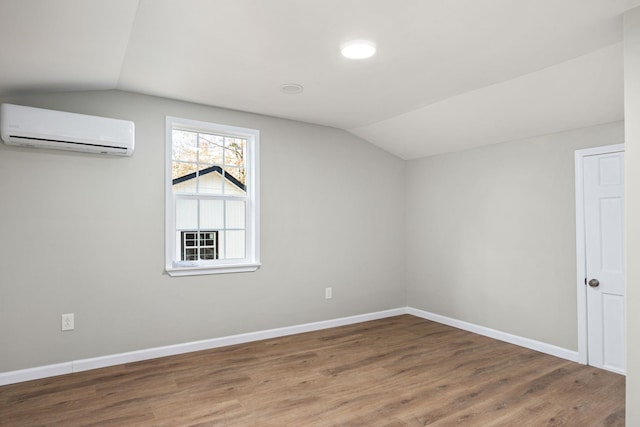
[406,307,579,363]
[0,307,406,386]
[0,306,580,386]
[0,362,73,386]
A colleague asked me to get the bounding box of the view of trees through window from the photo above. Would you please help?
[171,129,246,189]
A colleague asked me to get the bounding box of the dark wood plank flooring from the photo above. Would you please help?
[0,315,625,426]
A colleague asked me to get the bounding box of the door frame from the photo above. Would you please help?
[575,143,625,366]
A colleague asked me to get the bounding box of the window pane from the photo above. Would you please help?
[201,248,215,259]
[176,199,198,229]
[225,230,245,259]
[172,162,198,194]
[226,200,245,229]
[172,161,198,181]
[217,231,226,260]
[199,133,224,165]
[185,248,197,260]
[172,130,198,162]
[200,199,224,229]
[223,168,246,194]
[224,137,245,167]
[198,168,224,194]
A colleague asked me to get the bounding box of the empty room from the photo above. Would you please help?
[1,0,640,425]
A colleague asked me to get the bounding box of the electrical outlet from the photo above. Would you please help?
[61,313,74,331]
[325,287,333,299]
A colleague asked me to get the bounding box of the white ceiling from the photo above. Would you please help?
[1,0,639,159]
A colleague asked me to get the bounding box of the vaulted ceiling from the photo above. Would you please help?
[1,0,638,159]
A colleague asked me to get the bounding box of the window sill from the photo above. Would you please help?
[166,263,261,277]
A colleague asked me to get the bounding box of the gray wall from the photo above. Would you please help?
[0,90,406,372]
[624,6,640,424]
[405,122,624,350]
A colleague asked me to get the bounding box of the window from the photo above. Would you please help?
[165,117,260,276]
[181,230,218,261]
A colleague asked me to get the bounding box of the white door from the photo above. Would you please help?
[583,151,625,374]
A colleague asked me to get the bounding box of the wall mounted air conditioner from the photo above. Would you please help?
[0,103,135,156]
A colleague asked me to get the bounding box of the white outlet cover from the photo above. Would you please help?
[61,313,74,331]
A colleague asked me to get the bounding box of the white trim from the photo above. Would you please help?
[166,263,261,277]
[406,307,579,362]
[574,144,625,366]
[0,308,405,386]
[0,307,585,386]
[0,363,72,386]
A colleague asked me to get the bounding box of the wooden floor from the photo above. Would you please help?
[0,315,625,426]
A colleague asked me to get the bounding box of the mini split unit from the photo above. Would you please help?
[0,103,135,156]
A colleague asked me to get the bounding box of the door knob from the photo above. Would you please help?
[588,278,600,288]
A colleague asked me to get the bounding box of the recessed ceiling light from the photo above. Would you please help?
[281,83,304,94]
[341,40,376,59]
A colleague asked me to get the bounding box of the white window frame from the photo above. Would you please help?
[165,116,260,276]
